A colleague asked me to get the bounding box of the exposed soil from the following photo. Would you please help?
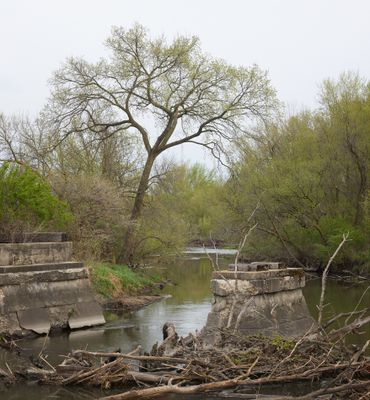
[101,294,169,312]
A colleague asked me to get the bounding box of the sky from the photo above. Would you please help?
[1,0,370,164]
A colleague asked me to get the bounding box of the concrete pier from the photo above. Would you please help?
[202,262,316,344]
[0,233,105,337]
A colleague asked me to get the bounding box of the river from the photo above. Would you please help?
[1,249,369,399]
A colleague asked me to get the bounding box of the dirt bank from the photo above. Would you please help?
[101,294,169,312]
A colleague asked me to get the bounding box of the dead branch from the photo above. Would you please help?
[294,379,370,400]
[323,307,369,329]
[318,233,349,326]
[71,350,189,365]
[98,365,369,400]
[328,315,370,340]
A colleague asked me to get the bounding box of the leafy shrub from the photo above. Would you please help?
[0,162,72,234]
[52,173,130,261]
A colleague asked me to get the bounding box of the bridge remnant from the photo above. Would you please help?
[202,262,315,344]
[0,233,105,337]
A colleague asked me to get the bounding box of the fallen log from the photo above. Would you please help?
[98,364,369,400]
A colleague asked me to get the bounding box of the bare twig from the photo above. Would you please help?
[317,233,349,326]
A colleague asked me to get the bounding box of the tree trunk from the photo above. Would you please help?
[119,152,156,264]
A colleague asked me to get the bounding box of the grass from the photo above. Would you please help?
[90,262,158,298]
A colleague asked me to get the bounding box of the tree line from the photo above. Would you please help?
[0,25,368,272]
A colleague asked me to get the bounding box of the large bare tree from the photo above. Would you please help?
[44,24,278,263]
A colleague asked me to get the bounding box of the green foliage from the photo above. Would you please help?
[227,72,370,272]
[130,163,232,260]
[271,336,294,351]
[0,162,72,233]
[90,263,156,298]
[45,23,278,263]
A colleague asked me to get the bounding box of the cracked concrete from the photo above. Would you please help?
[202,267,316,344]
[0,233,105,337]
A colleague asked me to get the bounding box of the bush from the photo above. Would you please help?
[0,162,72,234]
[52,173,130,261]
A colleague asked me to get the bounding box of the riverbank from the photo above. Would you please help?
[89,262,166,312]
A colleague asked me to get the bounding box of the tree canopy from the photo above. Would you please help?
[226,73,370,271]
[44,24,278,262]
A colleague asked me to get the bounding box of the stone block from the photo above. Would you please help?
[228,262,283,271]
[203,265,315,343]
[212,268,304,281]
[211,275,304,298]
[211,279,259,297]
[1,279,98,312]
[17,308,51,334]
[0,232,68,243]
[0,242,73,266]
[0,235,105,337]
[48,305,74,330]
[0,267,88,286]
[0,262,83,274]
[212,298,227,312]
[68,301,106,329]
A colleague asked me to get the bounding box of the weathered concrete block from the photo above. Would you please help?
[0,267,88,286]
[17,308,51,335]
[228,262,283,271]
[203,267,315,343]
[0,279,99,313]
[0,262,83,274]
[212,298,227,312]
[69,301,106,329]
[0,232,68,243]
[0,234,105,337]
[211,279,258,297]
[211,275,304,297]
[0,276,105,336]
[0,242,73,266]
[212,268,304,281]
[235,290,315,335]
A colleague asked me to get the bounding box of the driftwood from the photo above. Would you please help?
[1,322,369,399]
[328,315,370,340]
[99,376,370,400]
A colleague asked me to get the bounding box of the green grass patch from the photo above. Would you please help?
[90,263,157,298]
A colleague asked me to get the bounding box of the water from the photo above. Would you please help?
[1,250,369,399]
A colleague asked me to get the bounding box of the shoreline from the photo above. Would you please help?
[101,294,170,313]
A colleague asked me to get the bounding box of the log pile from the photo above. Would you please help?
[2,325,369,400]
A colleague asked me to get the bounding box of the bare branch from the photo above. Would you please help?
[317,233,349,326]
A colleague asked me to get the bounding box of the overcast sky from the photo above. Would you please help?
[1,0,369,164]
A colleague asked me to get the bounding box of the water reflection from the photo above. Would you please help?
[303,277,370,344]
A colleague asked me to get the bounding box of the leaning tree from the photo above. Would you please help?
[45,24,278,263]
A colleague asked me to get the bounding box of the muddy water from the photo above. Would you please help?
[1,250,369,399]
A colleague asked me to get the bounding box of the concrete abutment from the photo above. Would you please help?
[202,262,316,344]
[0,233,105,337]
